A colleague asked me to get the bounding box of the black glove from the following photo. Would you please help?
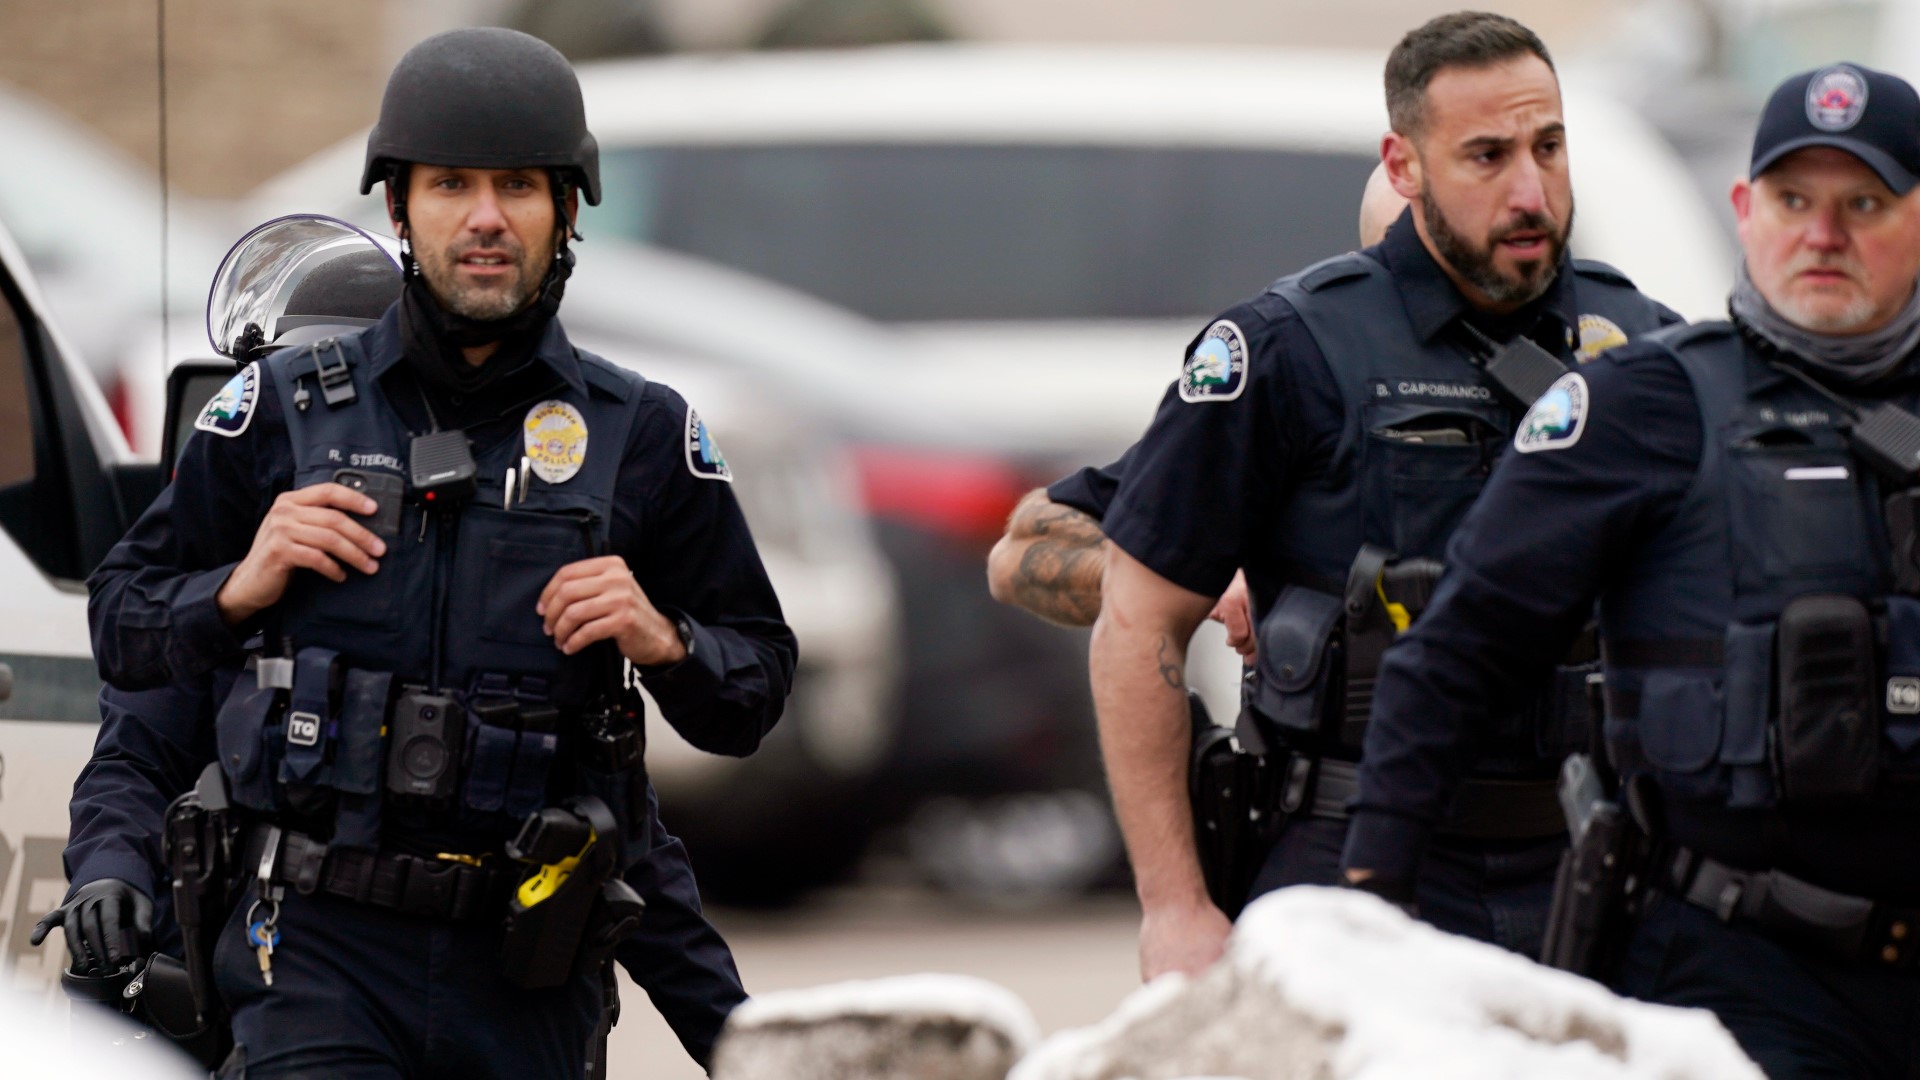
[1342,870,1420,919]
[29,878,153,977]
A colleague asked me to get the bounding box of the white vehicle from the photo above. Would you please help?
[0,215,159,995]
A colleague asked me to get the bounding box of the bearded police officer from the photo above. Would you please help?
[1341,64,1920,1077]
[987,165,1409,639]
[84,29,793,1078]
[40,215,750,1071]
[1087,10,1683,981]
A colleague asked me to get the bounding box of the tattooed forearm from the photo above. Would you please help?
[1011,534,1106,626]
[989,492,1114,626]
[1155,634,1185,690]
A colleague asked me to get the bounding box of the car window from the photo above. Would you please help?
[0,271,84,581]
[598,144,1378,323]
[0,297,29,492]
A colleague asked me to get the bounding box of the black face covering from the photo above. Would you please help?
[396,243,574,398]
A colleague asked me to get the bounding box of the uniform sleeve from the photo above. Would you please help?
[63,675,222,910]
[619,388,797,757]
[616,781,746,1069]
[1101,301,1325,597]
[1044,444,1135,523]
[87,370,291,689]
[1342,347,1704,882]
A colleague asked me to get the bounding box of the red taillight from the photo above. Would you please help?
[853,445,1029,544]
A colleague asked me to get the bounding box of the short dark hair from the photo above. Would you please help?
[1385,11,1556,139]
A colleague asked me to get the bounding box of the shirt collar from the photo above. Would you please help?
[1376,207,1579,350]
[363,300,589,399]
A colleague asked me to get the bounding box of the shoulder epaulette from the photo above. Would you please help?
[574,349,645,403]
[1572,258,1636,290]
[1296,253,1378,294]
[1645,320,1732,352]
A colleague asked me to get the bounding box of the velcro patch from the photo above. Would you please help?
[686,408,732,482]
[1514,371,1589,454]
[1180,320,1248,403]
[193,363,259,438]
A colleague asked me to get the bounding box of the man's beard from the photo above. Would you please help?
[1772,253,1880,333]
[417,234,547,321]
[1421,184,1572,307]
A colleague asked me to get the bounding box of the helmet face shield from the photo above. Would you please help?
[207,215,404,360]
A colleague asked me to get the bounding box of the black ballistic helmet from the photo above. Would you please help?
[360,27,601,205]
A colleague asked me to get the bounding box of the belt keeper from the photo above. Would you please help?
[1716,880,1744,923]
[285,834,328,896]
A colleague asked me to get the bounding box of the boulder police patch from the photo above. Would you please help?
[193,362,259,438]
[523,400,588,484]
[1179,320,1247,403]
[685,408,732,482]
[1807,65,1868,132]
[1574,314,1629,362]
[1515,371,1590,454]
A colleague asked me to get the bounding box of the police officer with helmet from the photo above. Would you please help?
[37,213,751,1071]
[1341,63,1920,1077]
[84,27,793,1078]
[1087,10,1682,981]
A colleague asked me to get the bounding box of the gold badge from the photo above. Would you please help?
[1574,314,1629,362]
[523,400,588,484]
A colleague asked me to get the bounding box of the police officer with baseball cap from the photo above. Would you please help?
[1083,10,1683,983]
[1342,62,1920,1077]
[85,27,793,1078]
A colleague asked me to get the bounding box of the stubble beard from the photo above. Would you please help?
[417,235,547,321]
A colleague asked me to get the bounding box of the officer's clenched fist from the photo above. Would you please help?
[539,555,687,667]
[216,483,388,626]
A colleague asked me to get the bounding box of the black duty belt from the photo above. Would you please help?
[243,825,508,922]
[1669,848,1920,971]
[1311,758,1566,840]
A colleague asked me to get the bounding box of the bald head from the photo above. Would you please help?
[1358,162,1408,248]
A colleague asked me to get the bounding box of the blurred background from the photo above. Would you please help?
[0,0,1913,1074]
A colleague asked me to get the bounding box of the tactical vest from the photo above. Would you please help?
[1249,252,1672,759]
[212,324,655,863]
[1601,321,1920,811]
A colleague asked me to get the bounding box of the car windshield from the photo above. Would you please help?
[597,143,1378,323]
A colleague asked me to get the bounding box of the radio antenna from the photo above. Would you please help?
[156,0,171,385]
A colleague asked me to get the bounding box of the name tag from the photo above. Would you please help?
[1783,466,1849,481]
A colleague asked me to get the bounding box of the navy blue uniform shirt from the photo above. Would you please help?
[86,306,796,759]
[1101,211,1674,615]
[1342,341,1920,897]
[1044,445,1132,522]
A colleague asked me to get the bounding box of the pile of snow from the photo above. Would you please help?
[0,991,203,1080]
[1012,887,1762,1080]
[712,973,1039,1080]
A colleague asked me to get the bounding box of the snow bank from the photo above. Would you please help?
[1012,887,1762,1080]
[0,991,203,1080]
[712,973,1039,1080]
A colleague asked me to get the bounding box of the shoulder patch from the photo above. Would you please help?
[193,363,259,438]
[1514,371,1590,454]
[1299,254,1376,293]
[1571,259,1635,289]
[685,408,732,482]
[1179,320,1248,403]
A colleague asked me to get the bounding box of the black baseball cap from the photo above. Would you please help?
[1750,63,1920,195]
